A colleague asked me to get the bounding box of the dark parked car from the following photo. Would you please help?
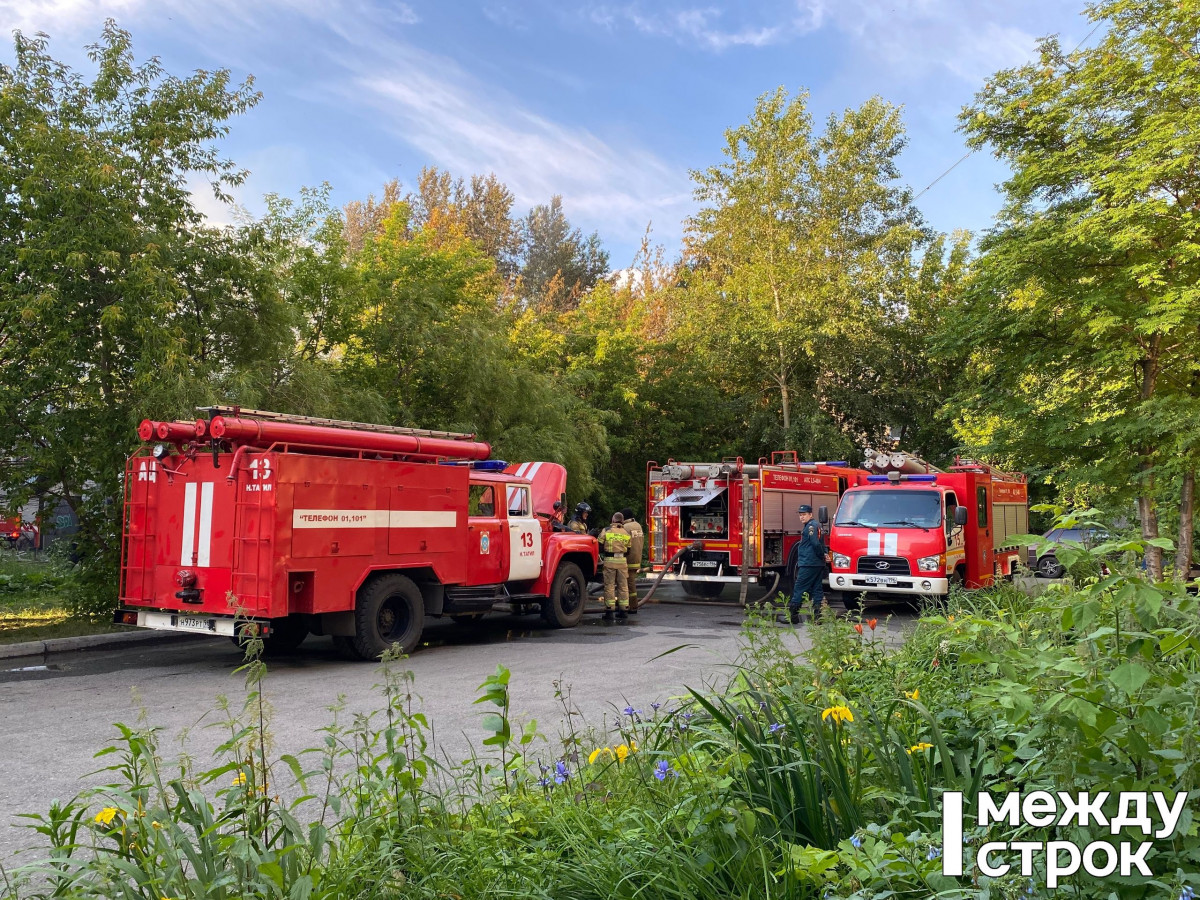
[1029,527,1110,578]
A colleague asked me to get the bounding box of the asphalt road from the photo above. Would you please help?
[1,587,917,864]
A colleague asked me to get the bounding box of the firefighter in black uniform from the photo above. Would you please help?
[786,504,828,625]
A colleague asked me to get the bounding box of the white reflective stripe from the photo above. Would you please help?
[197,482,214,567]
[884,533,898,555]
[527,461,543,480]
[390,510,456,528]
[867,533,881,554]
[180,482,197,565]
[291,509,458,529]
[515,462,531,477]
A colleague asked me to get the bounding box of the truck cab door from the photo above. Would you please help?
[466,483,505,585]
[974,484,994,587]
[505,484,542,581]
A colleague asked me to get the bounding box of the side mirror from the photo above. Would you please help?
[953,506,969,527]
[818,506,829,525]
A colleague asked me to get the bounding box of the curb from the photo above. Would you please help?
[0,629,212,662]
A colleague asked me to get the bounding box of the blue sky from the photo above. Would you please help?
[3,0,1093,266]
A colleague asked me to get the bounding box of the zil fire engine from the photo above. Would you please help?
[826,450,1029,607]
[645,452,871,597]
[115,408,598,658]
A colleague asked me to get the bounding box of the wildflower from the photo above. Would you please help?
[932,658,939,668]
[850,834,862,849]
[759,701,768,711]
[151,821,162,830]
[93,807,119,827]
[654,760,678,781]
[538,762,549,774]
[651,702,661,712]
[1181,886,1196,900]
[927,846,942,861]
[588,747,612,765]
[821,705,854,724]
[853,623,863,634]
[554,760,570,784]
[905,689,919,700]
[537,775,552,788]
[867,618,878,630]
[947,615,955,623]
[908,742,934,754]
[231,772,247,787]
[615,744,633,762]
[623,706,642,717]
[769,722,784,734]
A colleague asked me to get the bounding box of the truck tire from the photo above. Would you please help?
[841,591,863,612]
[350,574,424,659]
[542,561,586,628]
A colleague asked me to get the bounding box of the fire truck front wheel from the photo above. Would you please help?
[350,574,424,659]
[543,561,586,628]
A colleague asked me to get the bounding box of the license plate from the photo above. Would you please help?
[692,561,718,568]
[862,576,900,586]
[176,616,214,633]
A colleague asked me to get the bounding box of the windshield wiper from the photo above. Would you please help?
[837,520,877,531]
[881,520,931,532]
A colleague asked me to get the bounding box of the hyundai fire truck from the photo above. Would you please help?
[826,450,1028,606]
[646,452,871,598]
[115,408,599,658]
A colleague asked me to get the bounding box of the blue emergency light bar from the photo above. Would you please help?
[866,473,938,484]
[438,459,509,470]
[801,460,848,467]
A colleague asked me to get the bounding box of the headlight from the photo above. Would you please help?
[832,553,851,569]
[917,554,945,572]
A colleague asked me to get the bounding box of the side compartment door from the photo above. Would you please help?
[972,482,995,587]
[505,484,542,581]
[466,483,506,586]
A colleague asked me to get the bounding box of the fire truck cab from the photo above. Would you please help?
[646,452,870,598]
[115,409,598,658]
[827,453,1028,606]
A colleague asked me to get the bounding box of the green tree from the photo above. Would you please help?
[520,195,608,310]
[685,88,928,454]
[0,24,263,610]
[955,0,1200,578]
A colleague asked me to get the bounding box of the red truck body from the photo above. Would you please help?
[645,452,871,597]
[116,409,597,657]
[827,455,1028,604]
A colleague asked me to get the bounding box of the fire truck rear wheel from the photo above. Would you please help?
[352,573,424,659]
[684,582,724,600]
[263,616,309,655]
[543,561,586,628]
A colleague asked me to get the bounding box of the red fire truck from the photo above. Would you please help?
[115,408,598,658]
[826,451,1028,606]
[646,452,871,598]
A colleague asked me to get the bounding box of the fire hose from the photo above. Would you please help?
[633,543,785,608]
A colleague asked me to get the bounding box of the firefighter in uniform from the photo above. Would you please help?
[619,507,644,613]
[786,504,828,625]
[567,502,591,534]
[599,512,632,622]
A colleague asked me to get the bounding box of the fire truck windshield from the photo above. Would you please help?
[835,490,942,529]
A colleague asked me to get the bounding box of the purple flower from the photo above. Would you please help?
[624,706,636,716]
[850,835,862,849]
[554,760,570,783]
[651,702,661,712]
[654,760,678,781]
[927,846,941,861]
[759,701,768,711]
[769,722,784,734]
[537,776,551,788]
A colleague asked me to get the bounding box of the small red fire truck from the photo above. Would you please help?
[826,451,1029,606]
[646,452,871,598]
[115,408,598,658]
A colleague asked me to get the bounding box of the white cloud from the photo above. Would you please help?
[352,47,692,246]
[0,0,142,36]
[587,3,823,52]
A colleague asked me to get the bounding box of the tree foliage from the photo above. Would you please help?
[953,0,1200,577]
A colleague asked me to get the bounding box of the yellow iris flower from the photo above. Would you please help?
[907,742,934,754]
[93,807,119,826]
[821,705,854,724]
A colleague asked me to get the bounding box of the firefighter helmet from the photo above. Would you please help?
[575,502,591,515]
[611,512,625,525]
